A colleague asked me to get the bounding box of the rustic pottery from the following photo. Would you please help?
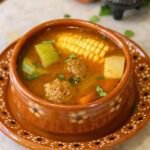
[0,32,149,149]
[8,19,134,140]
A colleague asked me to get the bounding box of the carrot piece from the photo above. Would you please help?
[99,79,119,93]
[78,92,96,105]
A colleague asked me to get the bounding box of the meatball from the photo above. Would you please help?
[66,59,87,79]
[44,79,73,104]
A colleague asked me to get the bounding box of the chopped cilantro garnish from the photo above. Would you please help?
[65,53,77,63]
[99,5,112,16]
[57,73,65,80]
[89,15,100,23]
[69,76,80,85]
[101,34,107,40]
[124,30,135,38]
[96,85,107,97]
[26,72,41,80]
[64,14,71,18]
[68,53,76,59]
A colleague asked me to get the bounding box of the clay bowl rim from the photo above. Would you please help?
[9,19,132,111]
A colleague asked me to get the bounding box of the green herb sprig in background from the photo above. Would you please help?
[99,5,112,16]
[89,15,100,23]
[124,30,135,38]
[64,14,71,19]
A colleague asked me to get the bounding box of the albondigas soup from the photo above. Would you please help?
[18,27,125,105]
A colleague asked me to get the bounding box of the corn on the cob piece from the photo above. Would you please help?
[55,33,110,63]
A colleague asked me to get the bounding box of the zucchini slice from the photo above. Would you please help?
[35,43,59,68]
[22,57,47,80]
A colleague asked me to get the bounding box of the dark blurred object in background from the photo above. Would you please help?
[77,0,146,20]
[77,0,99,3]
[106,0,144,20]
[0,0,5,4]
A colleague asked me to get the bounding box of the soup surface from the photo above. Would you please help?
[18,27,125,105]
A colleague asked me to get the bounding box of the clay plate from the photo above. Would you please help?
[0,34,149,150]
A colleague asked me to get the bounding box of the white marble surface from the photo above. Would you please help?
[0,0,150,149]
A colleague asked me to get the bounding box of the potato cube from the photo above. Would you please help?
[104,56,125,79]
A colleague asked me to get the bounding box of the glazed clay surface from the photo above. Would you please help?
[0,0,150,150]
[0,34,149,149]
[9,19,133,137]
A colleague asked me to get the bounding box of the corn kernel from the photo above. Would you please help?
[78,48,85,55]
[59,43,66,52]
[63,36,69,42]
[103,45,109,52]
[99,50,106,57]
[74,39,81,45]
[83,51,89,59]
[93,41,100,48]
[77,41,81,47]
[88,39,95,45]
[65,43,71,50]
[61,42,66,48]
[95,48,101,55]
[82,42,88,49]
[73,34,79,39]
[88,53,94,60]
[86,44,92,51]
[69,37,75,43]
[70,45,76,52]
[74,46,80,53]
[58,36,64,42]
[78,39,84,47]
[93,55,99,62]
[98,42,104,50]
[91,46,96,52]
[68,37,73,43]
[86,38,91,44]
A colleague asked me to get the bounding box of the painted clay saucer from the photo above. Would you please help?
[0,34,149,150]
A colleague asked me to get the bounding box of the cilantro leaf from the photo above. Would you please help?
[26,72,41,80]
[57,73,65,80]
[69,76,80,85]
[99,92,107,97]
[101,34,107,40]
[96,85,103,92]
[65,53,77,63]
[64,14,71,19]
[124,30,135,38]
[96,85,107,97]
[89,15,100,23]
[100,5,112,16]
[68,53,76,59]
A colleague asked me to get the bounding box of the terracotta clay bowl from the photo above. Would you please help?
[9,19,134,141]
[0,32,149,149]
